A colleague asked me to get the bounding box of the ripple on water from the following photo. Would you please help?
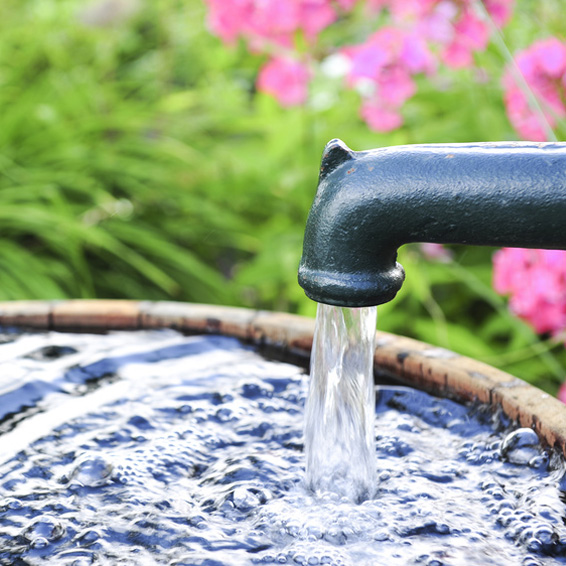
[0,329,563,565]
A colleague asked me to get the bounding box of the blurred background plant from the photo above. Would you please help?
[1,0,565,395]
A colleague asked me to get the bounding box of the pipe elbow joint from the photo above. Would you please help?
[299,138,566,308]
[298,139,405,307]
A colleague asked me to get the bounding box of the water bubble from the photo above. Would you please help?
[26,344,78,361]
[127,415,154,431]
[23,516,65,545]
[30,536,49,549]
[76,529,100,545]
[500,428,542,465]
[534,525,554,545]
[216,407,233,422]
[306,525,323,540]
[526,537,542,552]
[188,514,207,529]
[241,381,273,399]
[528,453,549,470]
[70,454,113,487]
[4,497,22,510]
[232,486,260,511]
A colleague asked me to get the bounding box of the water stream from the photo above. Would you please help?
[0,325,565,564]
[305,303,377,502]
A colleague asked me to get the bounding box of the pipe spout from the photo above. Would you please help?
[298,139,566,307]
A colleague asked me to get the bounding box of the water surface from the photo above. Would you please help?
[0,328,564,565]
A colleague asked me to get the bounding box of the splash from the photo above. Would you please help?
[304,303,377,501]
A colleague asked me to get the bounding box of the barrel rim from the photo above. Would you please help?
[0,299,564,457]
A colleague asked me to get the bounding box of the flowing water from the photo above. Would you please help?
[0,325,565,565]
[304,304,377,501]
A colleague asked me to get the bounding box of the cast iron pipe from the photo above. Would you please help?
[298,139,566,307]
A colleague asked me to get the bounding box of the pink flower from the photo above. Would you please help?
[484,0,515,27]
[342,27,426,129]
[246,2,302,49]
[385,1,508,69]
[493,247,528,295]
[400,35,435,74]
[442,10,489,68]
[205,0,336,49]
[420,243,453,262]
[346,41,389,81]
[503,37,566,141]
[387,0,514,30]
[257,57,310,107]
[534,37,566,79]
[205,0,251,44]
[300,0,337,40]
[343,28,396,84]
[360,100,403,132]
[336,0,358,9]
[385,0,438,21]
[416,2,457,44]
[503,83,548,141]
[558,382,566,404]
[493,248,566,335]
[205,0,516,123]
[365,0,390,12]
[378,66,416,105]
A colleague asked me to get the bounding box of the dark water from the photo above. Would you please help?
[0,328,564,565]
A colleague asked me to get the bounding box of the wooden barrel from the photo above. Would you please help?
[0,299,564,457]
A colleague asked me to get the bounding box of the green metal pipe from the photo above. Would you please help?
[298,139,566,307]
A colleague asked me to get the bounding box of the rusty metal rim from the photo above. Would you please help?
[0,299,564,457]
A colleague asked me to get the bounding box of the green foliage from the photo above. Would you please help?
[0,0,564,392]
